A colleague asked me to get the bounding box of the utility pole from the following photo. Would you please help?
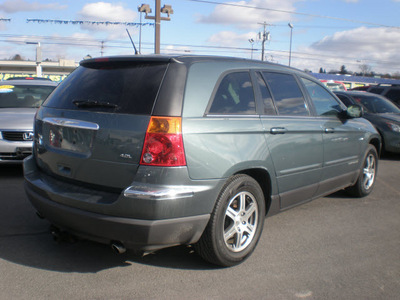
[144,0,173,54]
[258,22,271,61]
[100,41,104,56]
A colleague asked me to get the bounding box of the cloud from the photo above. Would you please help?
[0,0,66,13]
[79,2,136,23]
[197,0,301,29]
[207,31,257,47]
[77,2,138,38]
[292,27,400,73]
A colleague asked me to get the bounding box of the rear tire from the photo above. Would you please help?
[347,145,378,197]
[195,175,266,267]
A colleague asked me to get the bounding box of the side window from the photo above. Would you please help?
[335,94,353,107]
[209,72,256,114]
[385,89,400,103]
[369,87,384,94]
[301,78,343,116]
[262,72,309,116]
[255,72,276,115]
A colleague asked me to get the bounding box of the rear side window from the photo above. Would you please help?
[262,72,309,116]
[301,78,343,116]
[43,62,168,115]
[209,72,256,115]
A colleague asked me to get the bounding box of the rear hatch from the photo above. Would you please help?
[34,58,170,190]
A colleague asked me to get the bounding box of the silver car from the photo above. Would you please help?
[0,79,57,163]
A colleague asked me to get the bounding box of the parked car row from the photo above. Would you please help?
[366,84,400,107]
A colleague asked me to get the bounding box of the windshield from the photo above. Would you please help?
[352,94,400,114]
[0,84,56,108]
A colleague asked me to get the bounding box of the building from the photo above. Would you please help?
[0,59,78,82]
[311,73,400,90]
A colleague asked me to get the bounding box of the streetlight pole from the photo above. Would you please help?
[144,0,173,54]
[248,39,254,59]
[26,42,42,77]
[288,23,293,67]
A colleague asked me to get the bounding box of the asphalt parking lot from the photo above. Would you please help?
[0,155,399,299]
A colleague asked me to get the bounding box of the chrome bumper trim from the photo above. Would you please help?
[124,184,211,200]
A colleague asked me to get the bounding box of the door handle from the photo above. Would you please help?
[270,127,288,134]
[324,128,335,133]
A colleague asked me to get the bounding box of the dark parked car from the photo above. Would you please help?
[367,84,400,107]
[24,55,381,267]
[335,91,400,154]
[0,79,58,163]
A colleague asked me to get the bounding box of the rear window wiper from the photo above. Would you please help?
[73,100,119,109]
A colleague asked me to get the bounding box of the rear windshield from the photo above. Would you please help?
[0,84,56,108]
[43,62,168,115]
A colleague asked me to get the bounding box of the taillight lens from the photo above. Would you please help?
[140,116,186,166]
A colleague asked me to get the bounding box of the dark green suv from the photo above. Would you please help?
[24,55,381,267]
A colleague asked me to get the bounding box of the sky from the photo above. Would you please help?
[0,0,399,74]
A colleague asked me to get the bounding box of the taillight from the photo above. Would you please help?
[140,116,186,167]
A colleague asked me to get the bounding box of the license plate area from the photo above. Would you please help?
[43,118,99,154]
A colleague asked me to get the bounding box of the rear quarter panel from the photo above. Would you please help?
[181,61,278,195]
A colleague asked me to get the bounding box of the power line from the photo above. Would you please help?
[186,0,400,29]
[26,19,153,27]
[1,33,398,65]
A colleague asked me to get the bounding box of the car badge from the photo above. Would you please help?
[23,132,34,141]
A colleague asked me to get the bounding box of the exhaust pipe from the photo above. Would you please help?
[111,241,126,254]
[50,225,77,243]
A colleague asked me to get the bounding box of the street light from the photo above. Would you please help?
[26,41,42,77]
[138,4,152,53]
[144,0,174,54]
[248,38,254,59]
[288,23,293,67]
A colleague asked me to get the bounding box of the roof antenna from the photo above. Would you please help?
[126,29,139,55]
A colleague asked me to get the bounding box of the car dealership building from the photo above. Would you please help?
[0,59,78,82]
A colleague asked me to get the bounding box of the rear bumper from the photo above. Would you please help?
[25,182,209,251]
[23,155,222,251]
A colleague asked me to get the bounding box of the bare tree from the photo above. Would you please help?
[10,54,23,61]
[359,64,372,76]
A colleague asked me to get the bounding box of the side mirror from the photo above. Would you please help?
[346,104,364,118]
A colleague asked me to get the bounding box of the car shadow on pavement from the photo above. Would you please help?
[0,165,217,272]
[380,152,400,161]
[1,229,215,272]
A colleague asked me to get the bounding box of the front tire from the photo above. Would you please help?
[195,175,266,267]
[347,145,378,197]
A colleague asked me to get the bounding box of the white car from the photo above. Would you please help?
[0,78,57,163]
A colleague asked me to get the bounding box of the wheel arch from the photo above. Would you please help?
[369,137,382,157]
[234,168,272,216]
